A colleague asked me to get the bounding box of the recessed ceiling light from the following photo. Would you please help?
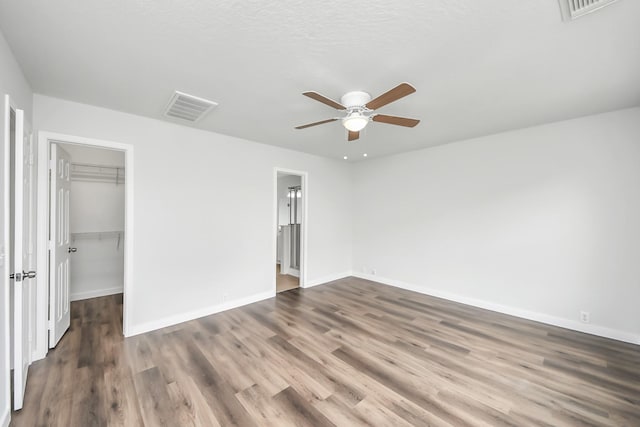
[363,153,368,157]
[343,156,348,160]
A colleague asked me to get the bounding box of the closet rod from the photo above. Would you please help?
[71,162,126,184]
[71,230,123,235]
[71,162,124,170]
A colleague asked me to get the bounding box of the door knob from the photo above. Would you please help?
[9,271,36,281]
[68,247,77,253]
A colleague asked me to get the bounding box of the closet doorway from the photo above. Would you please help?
[35,132,133,360]
[50,143,125,346]
[274,169,307,293]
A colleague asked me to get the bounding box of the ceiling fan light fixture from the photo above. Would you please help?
[342,112,368,132]
[295,83,418,141]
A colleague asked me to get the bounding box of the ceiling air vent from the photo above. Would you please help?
[559,0,618,21]
[164,91,218,122]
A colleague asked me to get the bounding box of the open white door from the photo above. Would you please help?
[1,97,15,427]
[12,108,34,411]
[49,144,71,348]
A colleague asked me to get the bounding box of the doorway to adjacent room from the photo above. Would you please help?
[274,169,306,293]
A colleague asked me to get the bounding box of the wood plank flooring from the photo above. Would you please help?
[276,264,299,293]
[11,277,640,426]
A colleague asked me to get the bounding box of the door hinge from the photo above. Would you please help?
[48,319,54,330]
[49,240,54,250]
[49,159,55,170]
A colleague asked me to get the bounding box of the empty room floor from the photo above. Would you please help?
[11,278,640,426]
[276,263,299,293]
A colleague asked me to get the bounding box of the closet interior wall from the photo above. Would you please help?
[60,144,125,301]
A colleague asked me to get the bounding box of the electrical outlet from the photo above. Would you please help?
[222,293,229,303]
[371,269,377,275]
[580,311,590,323]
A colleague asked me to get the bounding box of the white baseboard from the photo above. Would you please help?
[352,272,640,345]
[304,271,353,288]
[126,290,275,337]
[128,271,354,337]
[70,286,123,301]
[288,269,300,278]
[280,267,300,277]
[1,407,9,427]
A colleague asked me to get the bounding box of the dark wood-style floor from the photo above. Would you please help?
[11,277,640,426]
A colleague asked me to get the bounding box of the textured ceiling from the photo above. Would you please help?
[1,0,639,161]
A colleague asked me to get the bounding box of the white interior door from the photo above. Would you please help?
[12,108,33,411]
[1,97,15,426]
[49,144,71,348]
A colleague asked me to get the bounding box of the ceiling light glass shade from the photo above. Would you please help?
[342,113,368,132]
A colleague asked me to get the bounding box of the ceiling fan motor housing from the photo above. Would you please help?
[340,91,372,109]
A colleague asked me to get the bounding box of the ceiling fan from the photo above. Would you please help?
[295,83,420,141]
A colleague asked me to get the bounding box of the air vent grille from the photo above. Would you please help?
[164,91,218,122]
[559,0,618,20]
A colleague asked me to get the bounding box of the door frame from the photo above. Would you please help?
[273,167,308,291]
[34,131,134,360]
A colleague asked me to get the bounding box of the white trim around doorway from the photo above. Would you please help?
[34,131,134,361]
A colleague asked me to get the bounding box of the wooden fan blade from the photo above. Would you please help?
[372,114,420,127]
[366,83,416,110]
[294,118,338,129]
[348,130,360,141]
[303,91,345,110]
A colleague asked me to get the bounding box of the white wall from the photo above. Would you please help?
[61,144,125,301]
[353,107,640,343]
[34,94,353,335]
[69,179,125,232]
[0,33,32,118]
[0,28,33,427]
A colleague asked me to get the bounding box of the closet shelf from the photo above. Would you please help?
[71,162,125,184]
[71,230,123,239]
[71,231,124,249]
